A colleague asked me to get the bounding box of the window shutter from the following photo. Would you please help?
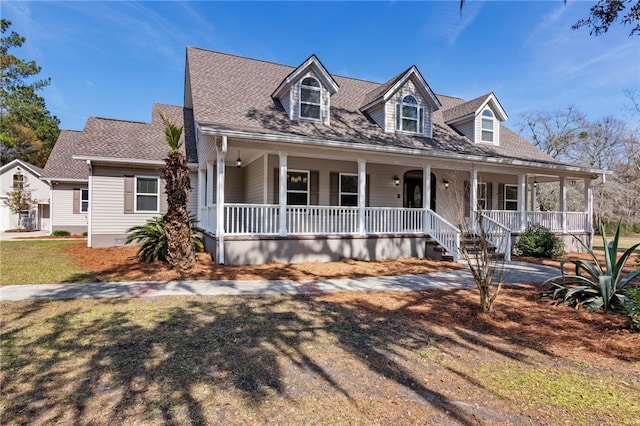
[273,168,279,204]
[159,179,168,213]
[124,176,134,213]
[73,188,80,214]
[464,181,470,217]
[486,182,493,210]
[310,171,319,205]
[418,107,424,134]
[396,103,401,130]
[365,174,370,207]
[329,172,339,206]
[498,183,504,209]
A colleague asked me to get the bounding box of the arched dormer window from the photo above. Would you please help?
[481,109,495,143]
[300,77,321,120]
[396,95,424,134]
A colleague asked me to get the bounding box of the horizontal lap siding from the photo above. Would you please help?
[51,184,88,227]
[244,157,264,204]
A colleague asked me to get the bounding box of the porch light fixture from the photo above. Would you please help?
[393,175,400,186]
[442,179,449,189]
[236,150,242,168]
[533,179,538,188]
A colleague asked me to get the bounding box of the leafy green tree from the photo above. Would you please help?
[3,179,35,230]
[1,19,60,166]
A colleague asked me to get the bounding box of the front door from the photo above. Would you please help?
[403,170,436,210]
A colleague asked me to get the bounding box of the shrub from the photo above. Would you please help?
[515,224,564,258]
[52,230,71,237]
[622,286,640,332]
[542,224,640,312]
[125,216,203,263]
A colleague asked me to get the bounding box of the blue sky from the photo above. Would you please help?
[3,1,639,132]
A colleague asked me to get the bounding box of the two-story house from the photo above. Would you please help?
[43,47,603,264]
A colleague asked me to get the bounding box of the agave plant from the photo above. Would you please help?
[543,224,640,311]
[126,216,203,263]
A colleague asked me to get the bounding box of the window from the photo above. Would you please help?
[481,109,494,143]
[504,184,518,210]
[477,182,487,210]
[287,170,309,205]
[340,174,358,206]
[300,77,321,120]
[396,95,424,134]
[80,189,89,213]
[12,173,24,189]
[135,177,159,212]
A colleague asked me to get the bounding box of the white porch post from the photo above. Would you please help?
[560,176,567,230]
[532,180,538,211]
[470,167,478,230]
[585,178,594,243]
[278,153,287,236]
[423,164,431,233]
[216,136,227,264]
[358,159,366,235]
[519,174,527,231]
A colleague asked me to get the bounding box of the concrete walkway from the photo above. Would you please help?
[0,262,560,301]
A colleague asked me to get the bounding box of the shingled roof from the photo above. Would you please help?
[43,104,197,180]
[185,47,559,166]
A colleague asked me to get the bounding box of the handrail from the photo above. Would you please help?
[481,213,512,262]
[426,210,461,263]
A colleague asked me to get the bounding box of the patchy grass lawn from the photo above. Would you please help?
[592,234,640,254]
[0,241,96,285]
[1,290,639,425]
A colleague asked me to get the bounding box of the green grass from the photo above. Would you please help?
[592,234,640,254]
[0,240,96,285]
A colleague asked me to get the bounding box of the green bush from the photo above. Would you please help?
[52,230,71,237]
[622,287,640,332]
[125,216,203,263]
[515,224,564,258]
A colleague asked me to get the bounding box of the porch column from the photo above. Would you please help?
[585,178,594,238]
[216,136,227,264]
[358,159,366,235]
[532,180,538,211]
[423,164,431,233]
[560,176,567,230]
[278,153,287,236]
[519,174,527,231]
[470,167,478,230]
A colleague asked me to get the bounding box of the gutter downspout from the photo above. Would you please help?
[87,160,92,248]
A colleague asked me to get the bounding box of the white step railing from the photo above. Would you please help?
[480,213,512,262]
[426,210,461,263]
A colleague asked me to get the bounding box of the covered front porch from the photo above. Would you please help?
[195,135,595,265]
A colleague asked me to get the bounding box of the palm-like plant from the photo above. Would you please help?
[543,224,640,311]
[125,216,203,263]
[160,112,195,270]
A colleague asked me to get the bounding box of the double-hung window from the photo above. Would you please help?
[481,109,494,143]
[12,173,23,190]
[135,177,159,212]
[340,174,358,206]
[287,170,309,205]
[80,189,89,213]
[504,185,518,211]
[397,95,424,134]
[300,77,321,120]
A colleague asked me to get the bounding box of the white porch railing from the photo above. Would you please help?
[365,207,424,234]
[287,205,359,234]
[225,203,279,235]
[484,210,590,233]
[481,213,512,262]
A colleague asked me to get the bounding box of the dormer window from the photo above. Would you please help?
[396,95,424,134]
[300,77,321,120]
[481,109,495,143]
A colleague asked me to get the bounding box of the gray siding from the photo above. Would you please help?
[244,156,264,204]
[454,118,475,141]
[50,183,88,229]
[368,104,386,131]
